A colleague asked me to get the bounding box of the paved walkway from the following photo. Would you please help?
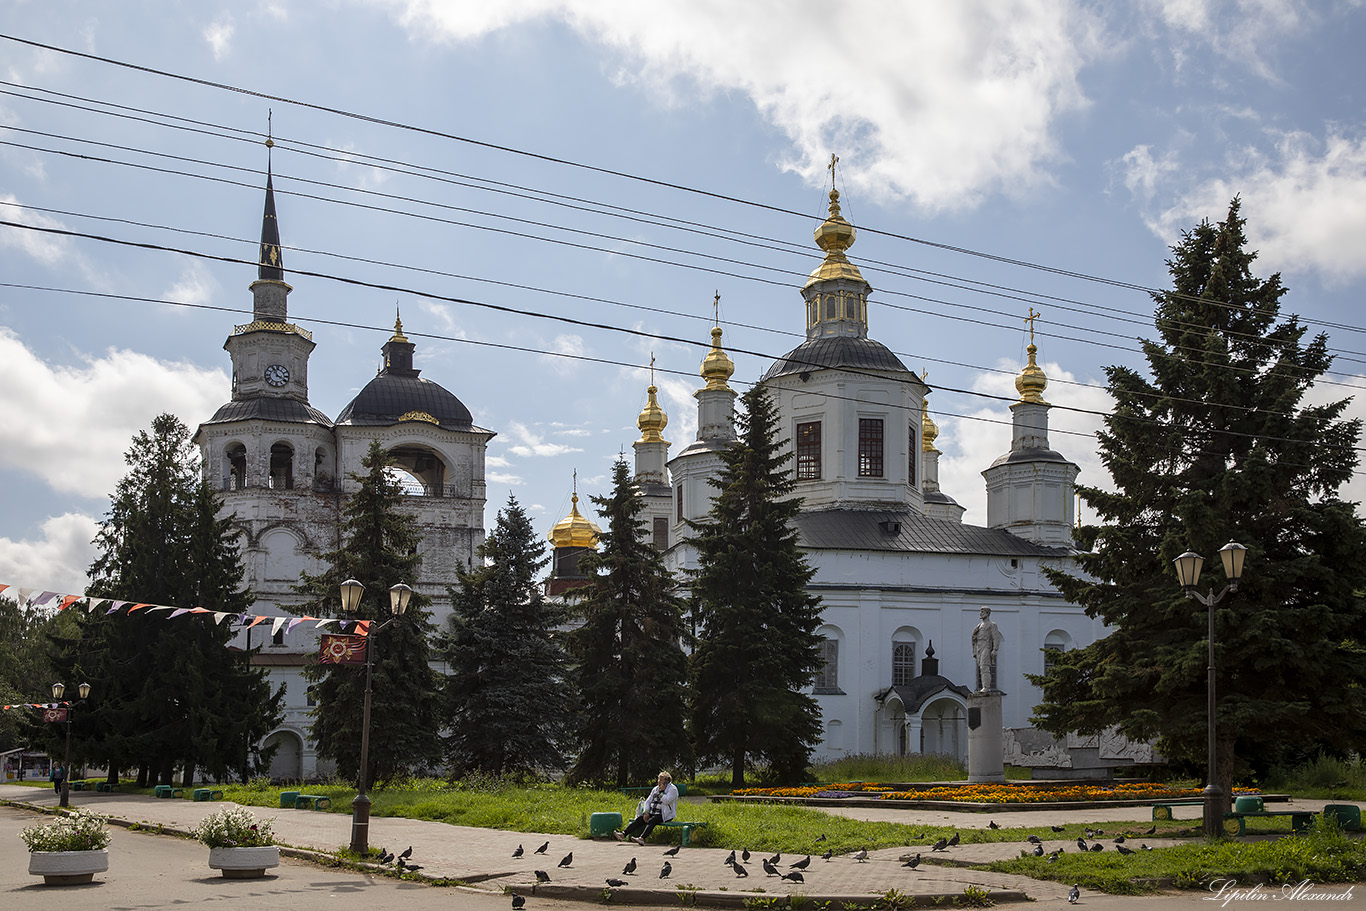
[0,784,1351,907]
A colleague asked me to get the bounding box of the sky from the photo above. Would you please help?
[3,0,1366,597]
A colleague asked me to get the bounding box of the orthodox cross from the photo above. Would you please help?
[1025,307,1040,345]
[649,352,656,386]
[713,290,721,326]
[828,153,839,190]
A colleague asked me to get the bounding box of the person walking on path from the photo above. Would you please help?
[51,764,64,795]
[616,772,678,845]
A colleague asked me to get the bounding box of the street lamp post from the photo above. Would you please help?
[51,681,91,809]
[1173,541,1248,838]
[339,579,413,856]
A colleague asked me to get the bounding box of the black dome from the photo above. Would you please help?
[203,397,334,427]
[336,373,473,429]
[762,335,910,381]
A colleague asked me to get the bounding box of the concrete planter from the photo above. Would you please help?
[207,845,280,878]
[28,849,109,885]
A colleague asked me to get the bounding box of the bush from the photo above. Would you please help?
[20,809,111,852]
[194,806,276,848]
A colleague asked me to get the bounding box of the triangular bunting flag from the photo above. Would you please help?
[127,603,152,613]
[33,592,58,606]
[18,588,35,604]
[285,618,305,634]
[355,620,371,637]
[213,612,233,625]
[58,595,80,611]
[87,598,108,613]
[271,616,289,636]
[169,609,190,619]
[246,615,268,629]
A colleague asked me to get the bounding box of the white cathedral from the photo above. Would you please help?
[201,171,1140,781]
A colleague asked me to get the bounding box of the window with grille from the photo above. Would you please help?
[676,483,684,522]
[796,421,822,480]
[653,516,669,550]
[892,642,917,685]
[908,427,917,486]
[814,639,839,691]
[858,418,884,477]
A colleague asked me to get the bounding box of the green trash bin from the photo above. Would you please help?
[280,790,300,808]
[1323,804,1362,831]
[590,812,623,838]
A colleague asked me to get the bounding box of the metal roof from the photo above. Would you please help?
[762,336,910,381]
[336,373,474,429]
[203,397,334,427]
[794,507,1070,557]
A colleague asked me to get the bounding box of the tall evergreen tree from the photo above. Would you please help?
[0,597,60,753]
[73,413,283,785]
[566,458,692,787]
[688,384,824,786]
[1030,199,1366,799]
[295,439,442,788]
[443,494,574,777]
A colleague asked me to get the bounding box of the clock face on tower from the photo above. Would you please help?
[264,364,290,387]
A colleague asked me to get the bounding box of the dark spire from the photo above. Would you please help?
[258,133,283,281]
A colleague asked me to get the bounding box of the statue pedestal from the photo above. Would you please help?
[967,691,1005,783]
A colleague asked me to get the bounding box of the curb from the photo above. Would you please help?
[517,883,1033,908]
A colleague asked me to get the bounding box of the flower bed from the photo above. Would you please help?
[19,809,111,852]
[733,781,1258,803]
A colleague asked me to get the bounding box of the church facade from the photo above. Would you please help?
[623,189,1111,766]
[193,170,493,780]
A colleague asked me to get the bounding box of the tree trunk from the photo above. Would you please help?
[731,748,745,788]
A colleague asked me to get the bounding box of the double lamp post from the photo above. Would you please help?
[50,681,90,809]
[338,578,412,856]
[1173,541,1247,839]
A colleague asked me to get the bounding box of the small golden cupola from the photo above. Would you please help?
[700,326,735,390]
[548,492,601,549]
[637,364,669,442]
[804,188,868,290]
[1015,309,1048,404]
[922,400,941,454]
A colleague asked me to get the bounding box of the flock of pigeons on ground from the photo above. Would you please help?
[372,844,420,873]
[500,820,1168,908]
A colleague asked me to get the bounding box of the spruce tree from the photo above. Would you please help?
[74,413,283,785]
[688,383,824,786]
[295,439,442,787]
[443,494,574,776]
[0,597,59,753]
[566,458,692,787]
[1031,199,1366,798]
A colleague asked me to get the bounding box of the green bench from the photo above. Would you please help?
[280,790,300,808]
[656,820,707,846]
[1222,810,1314,837]
[154,785,184,799]
[1151,799,1205,820]
[294,794,331,810]
[94,781,120,792]
[70,781,87,791]
[193,788,224,802]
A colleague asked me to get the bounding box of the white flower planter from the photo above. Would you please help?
[208,845,280,879]
[28,849,109,885]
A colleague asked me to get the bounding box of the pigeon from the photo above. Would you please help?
[534,870,551,883]
[606,879,626,888]
[622,858,637,875]
[399,846,414,861]
[1076,837,1088,851]
[1117,844,1135,855]
[768,853,782,866]
[947,833,960,847]
[1026,835,1042,844]
[535,841,550,855]
[1068,883,1081,904]
[853,847,869,863]
[988,821,1000,829]
[931,838,949,852]
[781,872,805,883]
[724,850,736,866]
[659,861,672,879]
[1051,825,1065,833]
[378,850,394,865]
[821,850,833,861]
[733,862,749,878]
[762,859,780,877]
[902,854,920,869]
[790,855,811,870]
[511,893,525,910]
[1033,844,1044,857]
[513,844,524,859]
[663,845,680,857]
[401,861,423,873]
[742,849,751,862]
[1144,826,1156,836]
[1048,853,1058,864]
[1090,843,1104,852]
[1113,835,1126,844]
[1140,844,1152,851]
[1085,828,1095,838]
[558,852,573,868]
[815,834,827,842]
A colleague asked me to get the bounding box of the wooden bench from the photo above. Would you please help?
[1151,800,1205,820]
[1223,810,1313,837]
[656,820,706,846]
[294,794,332,810]
[94,781,120,793]
[154,785,184,799]
[193,788,224,802]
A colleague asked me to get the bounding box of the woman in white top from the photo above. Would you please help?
[616,771,679,845]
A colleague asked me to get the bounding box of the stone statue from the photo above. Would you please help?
[971,606,1003,692]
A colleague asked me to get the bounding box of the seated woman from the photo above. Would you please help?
[616,772,678,845]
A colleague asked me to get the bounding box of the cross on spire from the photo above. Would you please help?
[713,290,720,327]
[1025,307,1040,345]
[828,153,839,190]
[650,352,656,386]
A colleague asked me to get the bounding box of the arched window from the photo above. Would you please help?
[814,639,839,692]
[1043,630,1072,672]
[892,642,917,685]
[226,444,247,490]
[269,443,294,490]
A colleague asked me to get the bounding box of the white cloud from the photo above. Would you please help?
[0,512,100,596]
[1147,0,1307,80]
[936,360,1112,526]
[488,471,523,485]
[1303,374,1366,509]
[0,329,227,498]
[376,0,1103,211]
[541,333,587,375]
[1146,130,1366,284]
[204,17,236,60]
[500,419,584,457]
[1120,144,1181,203]
[164,263,220,310]
[0,195,78,266]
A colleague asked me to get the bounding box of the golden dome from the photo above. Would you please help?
[700,326,735,390]
[390,308,408,343]
[804,189,868,289]
[922,402,941,453]
[637,384,669,442]
[548,494,601,549]
[1016,343,1048,404]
